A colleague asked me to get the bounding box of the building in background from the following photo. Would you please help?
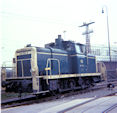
[91,45,117,62]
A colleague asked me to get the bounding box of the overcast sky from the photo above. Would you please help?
[0,0,117,66]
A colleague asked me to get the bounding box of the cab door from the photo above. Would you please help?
[45,58,60,75]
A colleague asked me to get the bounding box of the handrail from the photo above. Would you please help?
[45,58,61,84]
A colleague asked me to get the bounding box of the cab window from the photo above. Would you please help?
[75,44,85,54]
[75,45,81,53]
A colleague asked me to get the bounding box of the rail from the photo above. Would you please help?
[2,81,117,109]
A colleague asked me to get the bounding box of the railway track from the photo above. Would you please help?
[2,81,117,109]
[102,103,117,113]
[61,92,117,113]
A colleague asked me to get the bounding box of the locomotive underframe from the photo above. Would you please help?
[4,78,32,93]
[4,73,101,94]
[33,73,101,94]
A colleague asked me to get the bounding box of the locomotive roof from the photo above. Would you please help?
[36,46,68,54]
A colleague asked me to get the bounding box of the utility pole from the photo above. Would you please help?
[79,22,95,54]
[102,6,111,62]
[63,30,67,40]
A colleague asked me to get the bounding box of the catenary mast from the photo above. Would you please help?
[79,22,95,54]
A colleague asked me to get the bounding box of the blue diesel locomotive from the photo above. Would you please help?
[4,35,105,94]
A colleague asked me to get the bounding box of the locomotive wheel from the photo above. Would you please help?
[78,77,86,89]
[69,80,75,91]
[85,78,92,88]
[81,82,86,89]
